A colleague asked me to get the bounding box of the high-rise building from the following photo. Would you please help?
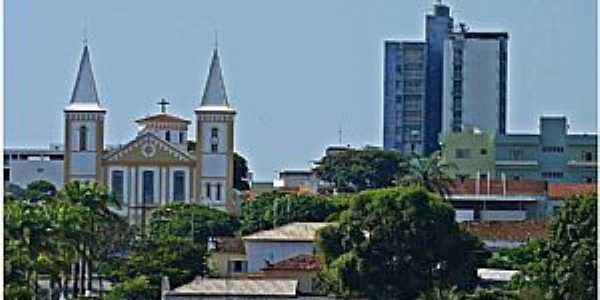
[424,2,453,154]
[383,41,426,154]
[442,30,508,134]
[383,2,507,155]
[383,2,452,155]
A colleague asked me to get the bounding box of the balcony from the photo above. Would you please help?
[495,160,539,168]
[567,160,598,168]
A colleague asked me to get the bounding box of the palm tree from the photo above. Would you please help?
[401,151,457,198]
[59,181,122,296]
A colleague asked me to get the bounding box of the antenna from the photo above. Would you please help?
[337,126,343,145]
[214,30,219,49]
[83,26,88,46]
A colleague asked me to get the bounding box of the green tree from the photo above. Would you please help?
[515,193,597,299]
[240,191,341,235]
[148,203,240,246]
[106,236,206,299]
[316,187,483,300]
[24,179,57,202]
[401,151,456,197]
[234,152,251,191]
[314,148,406,193]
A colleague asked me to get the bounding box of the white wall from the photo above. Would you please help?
[244,241,315,272]
[70,152,96,176]
[9,160,64,188]
[480,210,527,221]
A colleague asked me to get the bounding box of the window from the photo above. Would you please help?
[79,126,87,151]
[480,149,488,155]
[585,177,594,183]
[227,260,247,273]
[4,168,9,182]
[173,171,185,202]
[179,132,185,143]
[216,183,222,201]
[542,172,564,179]
[142,170,154,205]
[205,182,211,199]
[111,170,124,204]
[455,149,471,159]
[509,149,524,160]
[211,128,219,153]
[583,151,593,162]
[165,131,171,142]
[513,176,521,181]
[542,146,564,153]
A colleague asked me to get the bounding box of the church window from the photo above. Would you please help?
[165,131,171,142]
[111,170,124,205]
[205,182,212,199]
[79,126,87,151]
[173,171,185,202]
[216,183,222,201]
[211,128,219,153]
[143,170,154,205]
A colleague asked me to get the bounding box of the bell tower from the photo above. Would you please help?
[195,47,236,212]
[64,45,106,183]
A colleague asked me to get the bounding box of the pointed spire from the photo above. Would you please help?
[200,48,230,107]
[70,45,100,104]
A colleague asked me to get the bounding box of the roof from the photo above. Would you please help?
[243,222,332,242]
[134,113,191,124]
[66,45,104,112]
[168,278,298,297]
[198,48,230,108]
[263,255,321,272]
[547,183,598,200]
[460,220,549,242]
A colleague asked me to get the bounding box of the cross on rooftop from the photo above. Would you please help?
[157,98,170,113]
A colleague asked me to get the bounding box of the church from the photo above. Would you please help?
[63,44,238,224]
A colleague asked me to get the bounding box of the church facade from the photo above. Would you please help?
[63,44,238,225]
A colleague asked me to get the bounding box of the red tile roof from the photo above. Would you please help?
[461,220,549,242]
[262,255,321,272]
[547,183,598,200]
[135,113,191,124]
[450,179,546,196]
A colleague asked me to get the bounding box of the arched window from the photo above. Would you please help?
[211,127,219,153]
[165,131,171,142]
[79,126,87,151]
[216,183,222,201]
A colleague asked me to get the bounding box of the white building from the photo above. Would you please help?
[242,222,332,272]
[442,30,508,134]
[4,147,65,188]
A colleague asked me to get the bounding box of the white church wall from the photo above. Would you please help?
[201,155,227,178]
[70,152,96,176]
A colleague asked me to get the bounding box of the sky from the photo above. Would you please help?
[6,0,597,181]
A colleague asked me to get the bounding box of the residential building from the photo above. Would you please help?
[496,116,597,183]
[440,127,495,179]
[208,237,248,278]
[242,222,331,272]
[442,30,508,134]
[383,41,427,154]
[460,219,549,250]
[274,170,321,193]
[262,255,321,294]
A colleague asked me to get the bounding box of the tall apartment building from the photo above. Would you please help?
[442,30,508,134]
[383,2,452,155]
[383,42,427,153]
[383,2,507,155]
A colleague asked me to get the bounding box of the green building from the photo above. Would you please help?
[440,127,496,179]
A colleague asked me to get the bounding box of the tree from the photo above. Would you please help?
[234,152,250,191]
[148,203,240,246]
[240,191,342,235]
[24,180,57,202]
[316,187,483,300]
[515,193,597,299]
[314,148,406,193]
[401,151,456,197]
[106,236,207,299]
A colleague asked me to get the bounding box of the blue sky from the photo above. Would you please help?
[6,0,597,180]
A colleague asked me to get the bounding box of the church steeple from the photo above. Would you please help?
[199,48,230,108]
[65,45,104,112]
